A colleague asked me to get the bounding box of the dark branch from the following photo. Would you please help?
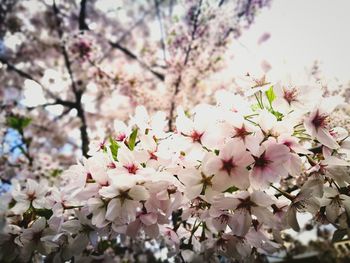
[218,0,226,7]
[53,0,90,157]
[0,57,40,83]
[0,57,77,108]
[98,2,162,64]
[109,41,165,81]
[79,0,88,30]
[237,0,252,18]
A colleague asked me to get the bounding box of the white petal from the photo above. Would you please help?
[105,199,120,221]
[129,185,149,201]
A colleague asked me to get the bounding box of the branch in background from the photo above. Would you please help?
[52,0,90,157]
[154,0,167,62]
[237,0,252,18]
[0,57,41,84]
[0,57,70,104]
[98,2,160,64]
[109,41,165,81]
[78,0,88,30]
[52,1,78,94]
[218,0,226,7]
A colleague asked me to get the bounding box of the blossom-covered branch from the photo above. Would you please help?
[1,80,349,262]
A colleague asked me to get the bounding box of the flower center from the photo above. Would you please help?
[116,133,126,142]
[86,172,93,182]
[27,192,36,201]
[253,152,271,168]
[190,130,203,143]
[311,111,329,129]
[149,151,158,160]
[107,162,116,169]
[236,197,257,214]
[283,87,298,104]
[124,164,138,174]
[221,158,235,174]
[233,125,251,140]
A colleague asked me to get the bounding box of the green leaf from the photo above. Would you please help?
[332,228,348,243]
[272,110,284,121]
[265,86,275,107]
[109,137,120,161]
[128,129,138,150]
[35,208,53,220]
[6,116,32,131]
[225,186,239,193]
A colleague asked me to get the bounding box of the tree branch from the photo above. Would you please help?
[218,0,226,7]
[0,57,66,101]
[53,0,90,157]
[78,0,88,30]
[109,41,165,81]
[0,57,41,83]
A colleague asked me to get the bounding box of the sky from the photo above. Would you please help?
[231,0,350,85]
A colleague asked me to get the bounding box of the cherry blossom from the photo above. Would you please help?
[11,179,49,214]
[2,83,350,262]
[249,140,290,189]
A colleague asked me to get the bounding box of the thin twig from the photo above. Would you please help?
[109,41,165,81]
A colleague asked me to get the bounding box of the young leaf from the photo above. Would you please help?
[225,186,239,193]
[128,129,138,150]
[109,137,120,161]
[265,86,275,107]
[6,116,32,132]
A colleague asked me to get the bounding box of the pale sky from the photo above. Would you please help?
[231,0,350,84]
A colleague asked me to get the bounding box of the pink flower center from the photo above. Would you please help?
[221,158,235,174]
[124,164,138,174]
[253,152,272,168]
[107,162,116,169]
[149,151,158,160]
[74,40,92,58]
[311,111,329,130]
[116,133,126,142]
[190,130,203,143]
[283,87,298,104]
[86,172,93,181]
[283,141,292,148]
[27,192,36,201]
[233,125,250,140]
[236,197,257,213]
[99,142,106,151]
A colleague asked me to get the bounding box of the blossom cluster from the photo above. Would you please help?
[1,81,350,262]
